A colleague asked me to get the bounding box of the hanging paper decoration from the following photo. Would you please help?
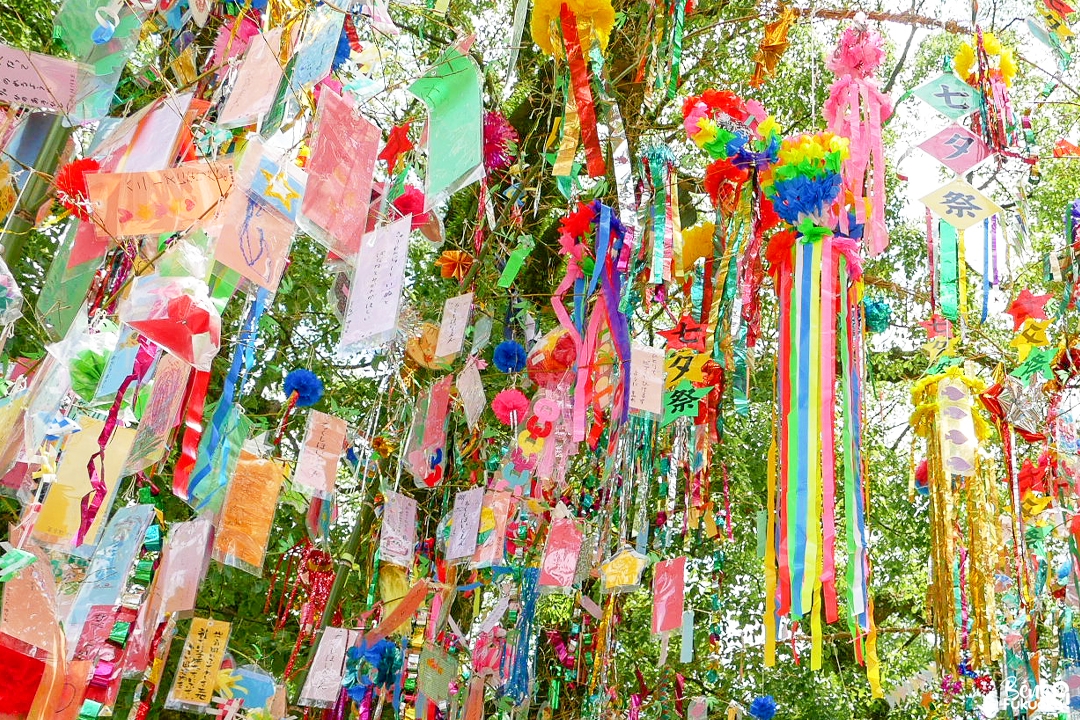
[823,19,893,255]
[953,32,1018,152]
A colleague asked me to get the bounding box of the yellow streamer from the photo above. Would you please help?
[764,437,778,667]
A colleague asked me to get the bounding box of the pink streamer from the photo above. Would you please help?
[78,338,157,545]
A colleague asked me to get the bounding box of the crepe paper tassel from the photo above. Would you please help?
[823,21,893,256]
[960,30,1018,152]
[493,340,527,373]
[54,158,100,221]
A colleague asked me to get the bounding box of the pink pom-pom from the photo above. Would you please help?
[827,25,886,79]
[492,388,530,426]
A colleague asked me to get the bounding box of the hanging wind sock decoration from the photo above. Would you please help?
[531,0,614,177]
[910,368,1001,673]
[823,19,894,256]
[760,131,878,690]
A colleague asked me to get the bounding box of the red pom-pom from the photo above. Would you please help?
[54,158,100,220]
[492,388,530,425]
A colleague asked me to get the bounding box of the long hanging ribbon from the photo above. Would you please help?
[981,218,991,324]
[185,288,271,502]
[764,435,778,666]
[560,4,606,178]
[666,0,687,99]
[78,338,157,545]
[925,208,937,314]
[776,241,794,618]
[172,370,212,497]
[819,237,838,623]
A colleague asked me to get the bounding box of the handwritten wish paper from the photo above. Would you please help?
[213,186,295,292]
[380,490,418,568]
[166,618,231,709]
[446,486,484,561]
[455,361,486,430]
[629,344,665,415]
[299,88,380,260]
[123,353,190,476]
[293,411,347,497]
[651,556,686,634]
[338,216,411,352]
[298,627,361,707]
[85,162,233,237]
[435,292,473,360]
[218,28,285,128]
[0,43,81,112]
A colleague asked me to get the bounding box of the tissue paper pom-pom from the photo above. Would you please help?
[703,158,749,211]
[749,696,777,720]
[863,297,891,333]
[531,0,615,55]
[527,328,577,388]
[391,185,433,230]
[55,158,100,220]
[492,388,530,425]
[484,111,519,171]
[493,340,527,373]
[284,369,324,407]
[827,25,886,78]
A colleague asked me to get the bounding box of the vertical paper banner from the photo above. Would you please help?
[446,487,484,562]
[299,88,380,260]
[651,556,686,634]
[407,48,484,208]
[212,452,285,576]
[629,344,665,415]
[338,216,411,351]
[539,517,583,589]
[158,518,215,616]
[123,352,190,476]
[64,505,156,648]
[455,361,486,430]
[434,292,474,360]
[938,377,977,476]
[473,492,511,568]
[165,617,231,710]
[380,490,418,568]
[32,418,137,549]
[297,627,361,707]
[218,28,286,128]
[293,411,347,497]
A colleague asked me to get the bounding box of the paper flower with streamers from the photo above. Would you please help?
[762,131,849,228]
[54,158,100,220]
[531,0,615,55]
[954,32,1017,87]
[343,639,402,703]
[484,111,519,171]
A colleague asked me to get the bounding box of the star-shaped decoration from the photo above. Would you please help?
[662,379,712,427]
[378,122,414,171]
[1011,344,1057,382]
[664,350,710,388]
[1010,318,1052,362]
[919,314,952,339]
[260,168,301,213]
[599,546,648,592]
[1006,289,1053,331]
[658,315,709,352]
[996,374,1048,435]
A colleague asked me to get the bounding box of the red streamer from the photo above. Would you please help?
[560,4,606,178]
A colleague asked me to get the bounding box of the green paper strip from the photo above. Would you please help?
[109,621,132,646]
[78,699,104,720]
[498,236,535,288]
[937,220,959,321]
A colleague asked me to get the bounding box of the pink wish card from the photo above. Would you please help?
[299,89,380,261]
[539,516,583,589]
[293,410,347,497]
[0,43,82,112]
[651,556,685,634]
[219,28,286,129]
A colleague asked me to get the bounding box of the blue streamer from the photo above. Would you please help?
[505,567,540,703]
[981,218,990,324]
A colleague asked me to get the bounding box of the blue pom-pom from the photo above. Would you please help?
[749,696,776,720]
[863,298,892,334]
[493,340,527,373]
[284,369,324,407]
